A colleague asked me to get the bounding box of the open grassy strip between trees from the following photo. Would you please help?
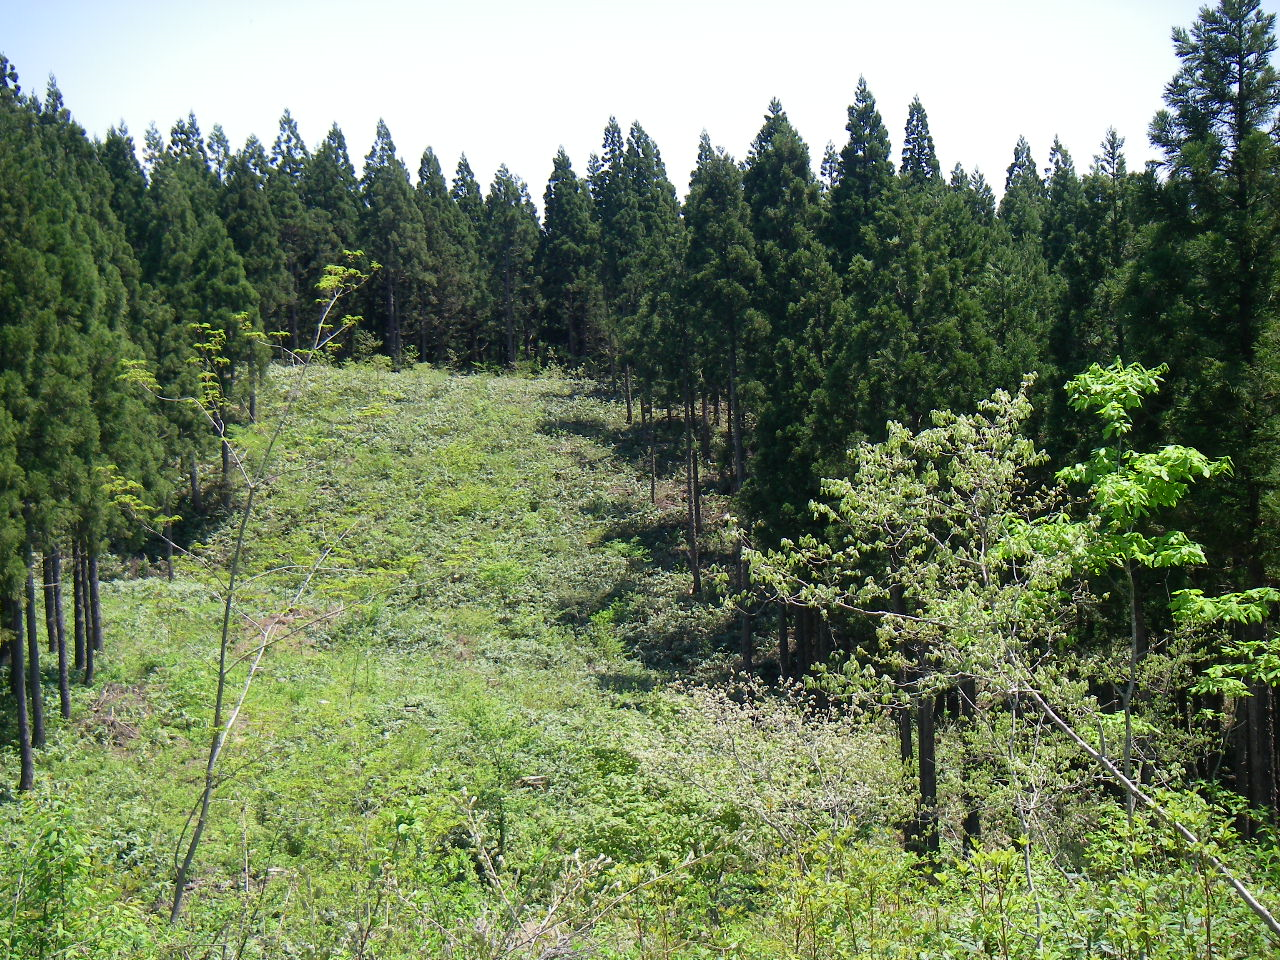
[0,364,1275,959]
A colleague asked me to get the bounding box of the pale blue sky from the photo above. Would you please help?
[5,0,1274,205]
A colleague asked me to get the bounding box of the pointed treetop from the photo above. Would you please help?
[1004,135,1040,193]
[417,145,449,199]
[168,111,208,169]
[41,74,68,122]
[271,109,309,180]
[365,118,399,171]
[143,122,165,170]
[208,123,231,181]
[1092,128,1127,179]
[1048,136,1075,179]
[900,96,940,183]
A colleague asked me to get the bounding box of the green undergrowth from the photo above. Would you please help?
[1,364,1277,958]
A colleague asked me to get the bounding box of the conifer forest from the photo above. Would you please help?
[8,1,1280,956]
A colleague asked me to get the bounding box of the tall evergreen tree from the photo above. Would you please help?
[537,148,604,360]
[483,165,540,365]
[899,96,941,185]
[999,136,1047,241]
[827,77,895,270]
[223,136,290,349]
[359,119,430,362]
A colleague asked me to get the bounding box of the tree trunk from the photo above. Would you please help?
[188,450,202,514]
[683,387,702,597]
[916,690,939,858]
[47,544,70,720]
[220,429,233,512]
[164,521,174,581]
[72,543,86,672]
[7,596,33,791]
[81,546,96,686]
[729,336,745,493]
[43,551,57,655]
[89,546,103,654]
[24,535,45,749]
[960,677,981,847]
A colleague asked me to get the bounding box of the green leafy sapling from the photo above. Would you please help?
[1057,359,1231,816]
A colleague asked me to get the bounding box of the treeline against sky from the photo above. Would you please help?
[3,0,1280,814]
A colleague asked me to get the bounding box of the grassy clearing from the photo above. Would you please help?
[1,364,1276,959]
[0,364,890,957]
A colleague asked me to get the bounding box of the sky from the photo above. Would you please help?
[6,0,1279,208]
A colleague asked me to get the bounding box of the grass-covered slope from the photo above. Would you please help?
[1,365,1276,959]
[0,365,900,958]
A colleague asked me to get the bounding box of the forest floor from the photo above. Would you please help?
[1,364,1276,959]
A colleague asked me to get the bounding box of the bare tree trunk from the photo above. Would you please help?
[729,337,745,494]
[43,546,67,706]
[48,544,70,720]
[43,550,57,655]
[220,429,233,513]
[699,392,711,464]
[89,546,103,653]
[72,542,85,672]
[917,690,938,858]
[624,365,633,424]
[81,546,96,686]
[164,521,174,581]
[683,387,702,597]
[23,534,45,749]
[188,450,202,514]
[7,596,33,791]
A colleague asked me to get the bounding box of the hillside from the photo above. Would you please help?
[1,364,1276,959]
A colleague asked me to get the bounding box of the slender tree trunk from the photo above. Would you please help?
[699,393,711,464]
[188,450,202,514]
[624,365,633,424]
[220,429,233,513]
[960,677,981,846]
[7,596,33,791]
[89,546,103,654]
[608,335,618,395]
[647,397,657,505]
[503,249,516,366]
[917,689,938,858]
[385,272,401,365]
[729,335,745,493]
[737,542,753,671]
[48,544,70,720]
[683,386,702,597]
[24,534,45,749]
[43,551,56,655]
[72,543,86,672]
[164,521,174,581]
[892,585,914,768]
[81,547,96,686]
